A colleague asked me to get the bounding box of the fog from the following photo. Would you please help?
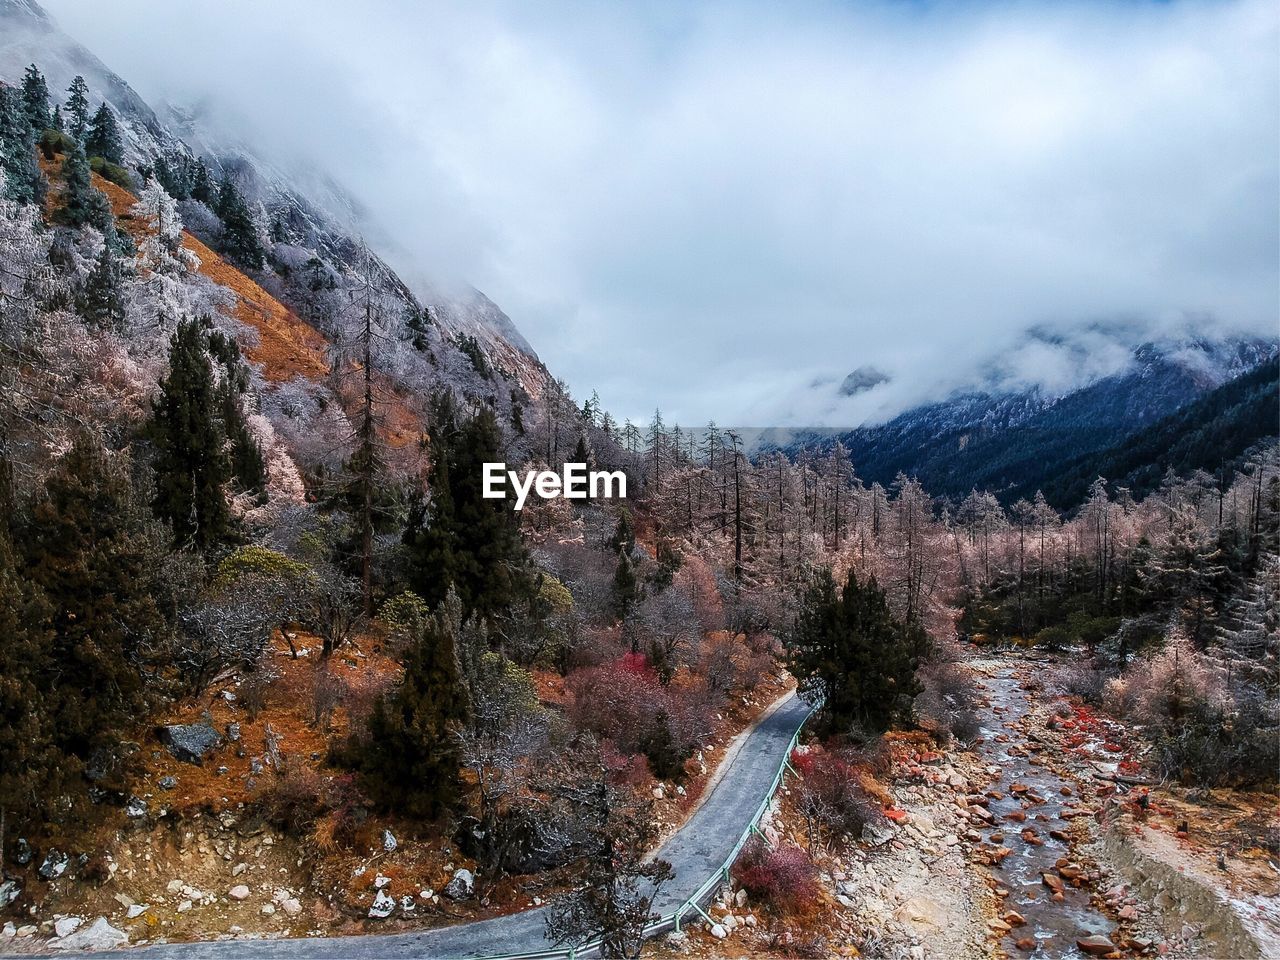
[42,0,1280,426]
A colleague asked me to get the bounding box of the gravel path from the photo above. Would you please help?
[74,691,812,960]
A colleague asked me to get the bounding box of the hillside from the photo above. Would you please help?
[1040,355,1280,508]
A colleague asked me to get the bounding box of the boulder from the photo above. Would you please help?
[1,922,14,938]
[38,849,68,881]
[444,868,474,901]
[279,898,302,916]
[228,885,250,901]
[368,889,395,919]
[54,917,83,938]
[12,838,33,866]
[1076,935,1117,956]
[156,724,220,765]
[0,880,19,908]
[51,918,126,951]
[381,829,397,853]
[125,797,147,819]
[862,821,893,846]
[709,923,728,939]
[1042,873,1064,894]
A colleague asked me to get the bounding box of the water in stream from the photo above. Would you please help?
[974,667,1119,959]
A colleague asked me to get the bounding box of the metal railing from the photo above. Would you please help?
[479,699,817,960]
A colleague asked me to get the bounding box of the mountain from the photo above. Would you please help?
[777,336,1276,508]
[1040,355,1280,508]
[0,0,550,406]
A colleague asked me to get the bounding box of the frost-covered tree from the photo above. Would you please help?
[0,87,44,205]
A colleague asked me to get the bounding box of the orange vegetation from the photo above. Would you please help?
[91,174,331,383]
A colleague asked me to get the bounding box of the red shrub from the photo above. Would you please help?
[733,838,819,914]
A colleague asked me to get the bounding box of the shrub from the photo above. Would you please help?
[89,155,132,189]
[310,666,346,731]
[565,657,711,780]
[792,744,885,846]
[733,838,819,915]
[215,545,312,587]
[915,659,981,744]
[379,590,431,631]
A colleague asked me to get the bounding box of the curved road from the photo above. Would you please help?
[77,691,812,960]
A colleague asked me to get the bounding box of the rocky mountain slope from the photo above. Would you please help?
[0,0,552,413]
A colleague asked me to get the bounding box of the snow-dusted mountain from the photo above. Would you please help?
[769,334,1277,506]
[0,0,550,402]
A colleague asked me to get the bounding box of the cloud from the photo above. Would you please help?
[41,0,1280,426]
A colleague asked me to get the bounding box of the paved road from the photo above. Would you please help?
[75,691,812,960]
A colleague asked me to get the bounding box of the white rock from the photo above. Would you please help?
[734,888,748,907]
[50,918,126,951]
[722,913,738,930]
[260,904,275,916]
[176,900,192,913]
[231,863,248,877]
[126,905,148,919]
[280,898,302,916]
[382,829,397,852]
[228,885,251,901]
[710,923,728,939]
[419,889,434,900]
[54,917,83,939]
[368,890,395,919]
[1,922,14,939]
[744,914,757,927]
[165,879,184,895]
[373,874,391,889]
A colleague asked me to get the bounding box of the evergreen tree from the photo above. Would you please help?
[26,435,172,763]
[190,158,216,206]
[77,241,126,329]
[57,142,113,231]
[355,607,469,818]
[20,64,50,131]
[0,444,60,846]
[216,175,265,269]
[612,548,639,620]
[64,75,90,142]
[49,104,63,133]
[404,398,531,619]
[0,86,44,204]
[149,319,232,549]
[788,569,925,736]
[84,103,123,165]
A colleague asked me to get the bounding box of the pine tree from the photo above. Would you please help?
[0,87,44,205]
[788,569,925,737]
[0,443,59,846]
[57,142,113,231]
[149,319,232,549]
[49,104,63,133]
[612,548,639,620]
[20,64,50,131]
[84,103,123,165]
[190,158,216,206]
[356,607,470,818]
[26,435,171,763]
[64,75,90,142]
[216,175,265,269]
[404,399,531,619]
[77,241,126,328]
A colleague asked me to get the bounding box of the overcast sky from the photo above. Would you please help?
[43,0,1280,426]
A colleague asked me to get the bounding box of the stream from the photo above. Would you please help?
[973,667,1118,959]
